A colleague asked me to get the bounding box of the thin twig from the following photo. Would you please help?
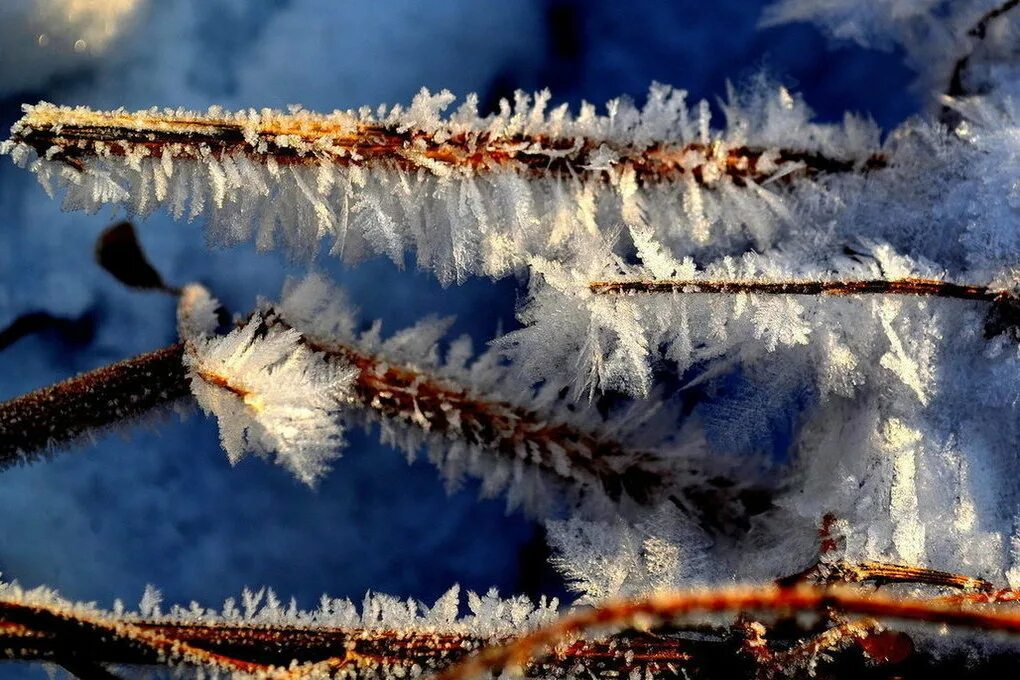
[0,599,276,677]
[944,0,1020,123]
[589,276,1020,339]
[0,344,190,465]
[781,559,996,592]
[588,277,1005,301]
[433,584,1020,680]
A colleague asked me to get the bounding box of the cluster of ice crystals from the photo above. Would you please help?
[180,288,357,486]
[547,504,713,604]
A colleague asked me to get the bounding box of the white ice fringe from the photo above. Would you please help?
[180,295,356,487]
[2,83,880,283]
[0,577,559,639]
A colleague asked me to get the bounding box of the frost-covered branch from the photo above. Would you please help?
[1,85,883,282]
[0,344,189,465]
[436,584,1020,680]
[180,277,766,522]
[588,276,1009,302]
[588,275,1020,340]
[5,568,1020,680]
[6,101,884,184]
[0,269,765,523]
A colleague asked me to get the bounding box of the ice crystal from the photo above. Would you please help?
[181,297,357,486]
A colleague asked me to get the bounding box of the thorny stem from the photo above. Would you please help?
[9,105,887,187]
[0,343,190,464]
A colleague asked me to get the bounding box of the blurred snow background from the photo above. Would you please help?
[0,1,914,676]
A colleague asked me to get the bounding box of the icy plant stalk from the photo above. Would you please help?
[177,275,762,521]
[1,85,883,282]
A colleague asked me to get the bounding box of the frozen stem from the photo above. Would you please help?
[9,104,885,187]
[259,309,769,522]
[435,584,1020,680]
[589,276,1020,339]
[0,344,190,465]
[3,562,1020,679]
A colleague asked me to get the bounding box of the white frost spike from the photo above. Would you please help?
[183,311,357,486]
[176,283,220,341]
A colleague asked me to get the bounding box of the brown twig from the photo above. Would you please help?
[589,276,1020,339]
[4,564,1020,679]
[781,559,996,593]
[0,314,767,525]
[433,584,1020,680]
[0,344,190,465]
[258,310,770,523]
[0,599,276,677]
[0,611,712,677]
[9,105,886,187]
[588,277,1004,301]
